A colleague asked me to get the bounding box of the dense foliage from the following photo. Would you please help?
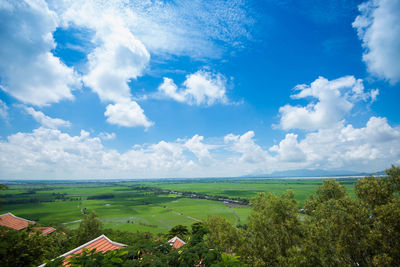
[0,166,399,266]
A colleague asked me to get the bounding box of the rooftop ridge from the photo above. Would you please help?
[0,212,36,224]
[60,234,126,258]
[168,236,186,245]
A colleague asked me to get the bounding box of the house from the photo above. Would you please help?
[168,236,186,249]
[0,212,56,235]
[60,235,126,259]
[0,212,34,230]
[32,226,57,236]
[40,235,126,266]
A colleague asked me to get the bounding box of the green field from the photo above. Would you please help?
[0,178,358,233]
[139,178,357,203]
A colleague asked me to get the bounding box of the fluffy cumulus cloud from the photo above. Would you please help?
[83,24,150,104]
[353,0,400,83]
[269,74,400,172]
[224,131,270,164]
[51,0,153,128]
[0,0,80,106]
[158,71,228,106]
[271,117,400,171]
[0,128,204,179]
[184,135,213,165]
[278,76,378,131]
[269,134,306,163]
[0,0,252,127]
[22,106,71,129]
[104,101,153,128]
[0,122,399,179]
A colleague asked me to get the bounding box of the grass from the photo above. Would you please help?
[143,178,358,205]
[0,178,359,233]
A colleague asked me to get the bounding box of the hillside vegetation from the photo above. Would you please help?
[0,167,399,266]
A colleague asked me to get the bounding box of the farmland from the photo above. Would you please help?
[0,177,359,233]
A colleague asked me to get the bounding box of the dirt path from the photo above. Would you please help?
[62,219,83,225]
[162,206,201,222]
[225,204,240,223]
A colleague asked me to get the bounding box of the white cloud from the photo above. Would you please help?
[0,100,8,121]
[82,18,150,103]
[158,70,228,106]
[49,0,252,59]
[0,121,399,179]
[224,131,270,164]
[278,76,378,130]
[1,0,251,126]
[104,101,153,128]
[99,132,116,140]
[0,0,80,106]
[269,133,306,162]
[301,117,400,170]
[353,0,400,84]
[23,106,71,129]
[0,128,193,179]
[158,78,186,103]
[184,135,213,164]
[48,0,152,128]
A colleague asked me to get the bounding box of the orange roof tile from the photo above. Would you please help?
[168,236,186,249]
[39,235,127,267]
[32,226,57,236]
[0,212,35,230]
[61,235,126,259]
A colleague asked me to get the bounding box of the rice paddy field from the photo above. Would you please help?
[0,177,359,233]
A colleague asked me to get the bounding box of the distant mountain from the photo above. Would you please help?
[245,169,385,178]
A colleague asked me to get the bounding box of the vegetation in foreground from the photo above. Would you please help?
[0,166,399,266]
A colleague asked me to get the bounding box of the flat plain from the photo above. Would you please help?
[0,178,358,233]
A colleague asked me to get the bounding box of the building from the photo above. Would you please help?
[40,235,126,266]
[168,236,186,249]
[60,235,126,259]
[0,212,56,235]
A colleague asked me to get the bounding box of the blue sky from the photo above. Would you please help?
[0,0,399,179]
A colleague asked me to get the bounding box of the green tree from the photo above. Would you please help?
[75,211,103,246]
[168,224,189,239]
[299,197,372,266]
[239,191,303,266]
[189,222,208,245]
[386,165,400,191]
[371,199,400,265]
[355,175,394,209]
[65,248,129,267]
[205,215,241,253]
[0,226,47,267]
[304,179,347,215]
[216,253,242,267]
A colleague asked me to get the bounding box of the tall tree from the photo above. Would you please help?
[168,224,189,239]
[304,179,347,215]
[75,211,103,246]
[355,175,394,209]
[205,215,242,253]
[239,191,303,266]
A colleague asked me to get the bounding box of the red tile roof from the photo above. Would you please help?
[168,236,186,249]
[39,235,127,267]
[0,212,35,230]
[61,235,126,259]
[32,226,57,236]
